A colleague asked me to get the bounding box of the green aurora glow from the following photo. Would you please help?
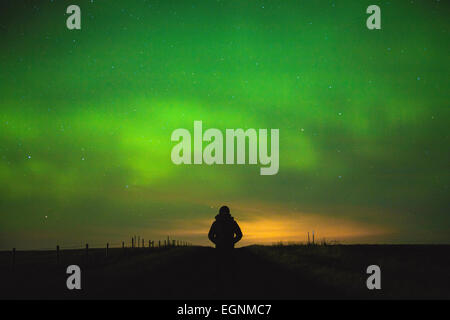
[0,0,449,249]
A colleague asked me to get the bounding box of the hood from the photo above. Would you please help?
[215,212,234,221]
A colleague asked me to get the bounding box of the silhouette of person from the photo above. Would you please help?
[208,205,242,250]
[208,206,242,296]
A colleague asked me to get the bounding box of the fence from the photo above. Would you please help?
[7,236,193,269]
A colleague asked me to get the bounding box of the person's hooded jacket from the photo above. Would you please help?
[208,212,242,249]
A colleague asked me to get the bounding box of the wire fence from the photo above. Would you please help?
[3,236,193,270]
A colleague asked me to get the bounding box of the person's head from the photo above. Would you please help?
[219,205,230,215]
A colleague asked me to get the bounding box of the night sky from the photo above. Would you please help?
[0,0,449,250]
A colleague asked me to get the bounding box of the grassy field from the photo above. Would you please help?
[0,244,449,299]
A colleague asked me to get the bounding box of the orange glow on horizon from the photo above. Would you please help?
[166,211,391,246]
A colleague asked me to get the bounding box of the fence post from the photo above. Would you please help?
[158,240,161,247]
[56,245,60,264]
[142,239,144,248]
[85,243,89,264]
[106,243,109,257]
[132,237,134,248]
[172,240,176,247]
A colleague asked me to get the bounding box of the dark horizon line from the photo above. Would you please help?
[2,242,450,252]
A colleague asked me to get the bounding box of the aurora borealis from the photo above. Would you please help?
[0,0,449,250]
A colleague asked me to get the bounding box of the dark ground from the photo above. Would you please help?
[0,245,449,299]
